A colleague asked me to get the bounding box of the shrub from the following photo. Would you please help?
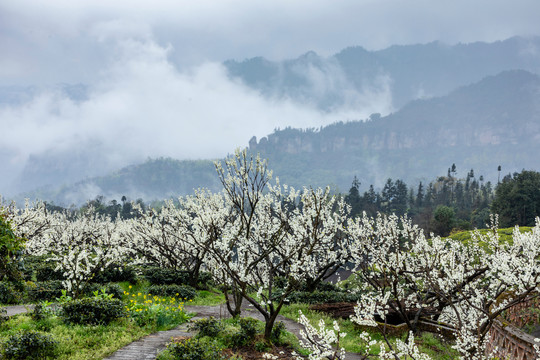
[92,264,137,284]
[238,317,259,338]
[196,272,214,290]
[30,302,54,321]
[2,330,58,360]
[143,267,188,285]
[0,282,18,304]
[27,280,65,302]
[142,267,214,289]
[61,297,126,325]
[147,284,197,300]
[271,321,286,345]
[229,317,260,348]
[189,317,223,337]
[274,277,340,292]
[83,283,124,299]
[19,255,46,281]
[35,263,65,282]
[0,306,6,325]
[283,290,362,304]
[254,341,269,352]
[103,283,124,299]
[165,338,224,360]
[0,214,25,283]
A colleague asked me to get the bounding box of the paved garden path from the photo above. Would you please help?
[3,304,33,317]
[104,302,365,360]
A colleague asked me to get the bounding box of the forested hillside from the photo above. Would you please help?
[249,70,540,191]
[19,158,220,206]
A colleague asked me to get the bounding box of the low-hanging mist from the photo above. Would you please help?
[0,23,393,196]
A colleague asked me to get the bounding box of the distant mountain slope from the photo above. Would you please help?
[17,70,540,204]
[249,70,540,190]
[225,36,540,111]
[18,158,221,206]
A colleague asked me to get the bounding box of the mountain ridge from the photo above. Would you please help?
[225,36,540,111]
[14,69,540,205]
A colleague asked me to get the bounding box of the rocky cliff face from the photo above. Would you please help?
[246,70,540,190]
[250,70,540,155]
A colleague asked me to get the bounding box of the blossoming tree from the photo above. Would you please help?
[200,149,354,340]
[349,213,540,359]
[128,189,228,288]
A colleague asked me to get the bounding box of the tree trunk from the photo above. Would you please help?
[188,261,202,289]
[224,286,243,317]
[264,311,280,341]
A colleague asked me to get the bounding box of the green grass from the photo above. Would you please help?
[280,304,459,359]
[0,288,192,360]
[189,289,226,306]
[449,226,532,246]
[0,314,151,360]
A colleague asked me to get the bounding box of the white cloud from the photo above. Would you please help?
[0,24,392,194]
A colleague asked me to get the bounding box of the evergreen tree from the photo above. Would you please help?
[491,170,540,227]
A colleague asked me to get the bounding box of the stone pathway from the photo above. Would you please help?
[2,304,33,317]
[103,326,193,360]
[104,302,365,360]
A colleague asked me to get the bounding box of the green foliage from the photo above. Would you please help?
[432,205,456,237]
[0,306,6,325]
[83,283,124,300]
[188,290,225,306]
[34,259,65,282]
[147,284,197,300]
[342,165,495,236]
[270,321,286,345]
[189,317,224,338]
[144,267,189,285]
[36,266,65,282]
[0,306,170,360]
[0,213,25,282]
[123,291,189,329]
[2,330,58,360]
[0,282,19,304]
[142,266,213,289]
[30,302,54,322]
[103,284,124,299]
[491,170,540,227]
[18,255,58,282]
[282,290,362,304]
[60,297,126,326]
[254,341,269,352]
[164,338,225,360]
[229,317,260,348]
[27,280,65,302]
[449,227,532,246]
[92,264,137,284]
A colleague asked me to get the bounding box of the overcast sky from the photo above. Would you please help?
[1,0,539,195]
[2,0,540,85]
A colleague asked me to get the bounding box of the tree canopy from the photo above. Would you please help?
[491,170,540,227]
